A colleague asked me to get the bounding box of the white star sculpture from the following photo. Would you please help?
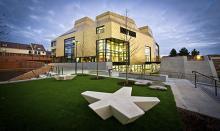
[81,87,160,124]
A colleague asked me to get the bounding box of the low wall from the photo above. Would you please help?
[49,62,112,74]
[160,56,218,83]
[119,73,167,82]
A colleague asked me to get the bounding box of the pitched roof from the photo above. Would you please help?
[30,43,46,51]
[0,41,46,51]
[0,41,31,50]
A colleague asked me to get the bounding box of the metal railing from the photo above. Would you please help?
[192,71,219,96]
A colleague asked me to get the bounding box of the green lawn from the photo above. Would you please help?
[0,76,182,131]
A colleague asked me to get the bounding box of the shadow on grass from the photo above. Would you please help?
[90,76,107,80]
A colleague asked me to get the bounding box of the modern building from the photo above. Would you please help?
[51,11,160,72]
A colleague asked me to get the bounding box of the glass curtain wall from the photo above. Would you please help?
[97,38,128,63]
[113,64,160,74]
[64,37,75,62]
[145,46,151,62]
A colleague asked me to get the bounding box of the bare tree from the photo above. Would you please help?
[96,20,100,79]
[122,9,142,84]
[81,31,85,74]
[0,13,10,41]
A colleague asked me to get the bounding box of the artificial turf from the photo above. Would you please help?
[0,75,182,131]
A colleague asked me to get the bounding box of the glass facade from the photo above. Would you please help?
[96,26,105,34]
[51,41,56,47]
[113,64,160,74]
[154,43,160,62]
[64,37,75,62]
[145,46,151,62]
[97,38,129,63]
[120,27,136,37]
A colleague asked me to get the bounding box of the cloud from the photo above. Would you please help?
[59,23,66,29]
[28,6,35,11]
[48,10,55,16]
[1,0,220,54]
[26,26,31,30]
[44,16,53,23]
[33,29,43,34]
[32,0,39,4]
[0,1,5,6]
[44,34,57,40]
[29,14,40,20]
[14,30,35,39]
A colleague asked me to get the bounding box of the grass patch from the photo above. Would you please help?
[117,80,135,86]
[76,74,89,76]
[90,76,106,80]
[0,75,182,131]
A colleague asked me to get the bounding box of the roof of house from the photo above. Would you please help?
[0,41,32,50]
[46,51,51,55]
[0,41,46,51]
[30,43,46,51]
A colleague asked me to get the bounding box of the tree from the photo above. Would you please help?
[179,47,190,56]
[123,9,141,85]
[80,31,85,75]
[96,20,100,79]
[0,13,10,41]
[169,48,177,57]
[191,49,200,57]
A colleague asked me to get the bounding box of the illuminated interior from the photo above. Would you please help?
[64,37,75,62]
[113,64,160,73]
[97,38,129,63]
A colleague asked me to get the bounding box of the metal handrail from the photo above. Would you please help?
[192,71,219,81]
[192,71,219,96]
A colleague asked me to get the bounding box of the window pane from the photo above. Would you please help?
[96,26,105,34]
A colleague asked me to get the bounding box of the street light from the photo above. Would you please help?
[74,41,79,74]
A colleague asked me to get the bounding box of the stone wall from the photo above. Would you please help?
[160,56,218,82]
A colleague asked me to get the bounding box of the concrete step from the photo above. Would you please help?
[168,78,220,119]
[198,84,220,104]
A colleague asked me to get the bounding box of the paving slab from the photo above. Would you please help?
[166,78,220,119]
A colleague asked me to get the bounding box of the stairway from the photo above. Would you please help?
[198,84,220,103]
[212,59,220,79]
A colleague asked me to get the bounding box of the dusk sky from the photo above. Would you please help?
[0,0,220,55]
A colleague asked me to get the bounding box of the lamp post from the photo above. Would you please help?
[75,41,78,75]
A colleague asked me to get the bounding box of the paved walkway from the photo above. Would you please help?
[165,78,220,119]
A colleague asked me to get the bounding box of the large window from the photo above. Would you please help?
[154,43,160,62]
[155,43,159,57]
[64,37,74,62]
[120,27,136,37]
[96,25,105,34]
[97,38,129,63]
[51,41,56,47]
[97,39,105,61]
[145,46,151,62]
